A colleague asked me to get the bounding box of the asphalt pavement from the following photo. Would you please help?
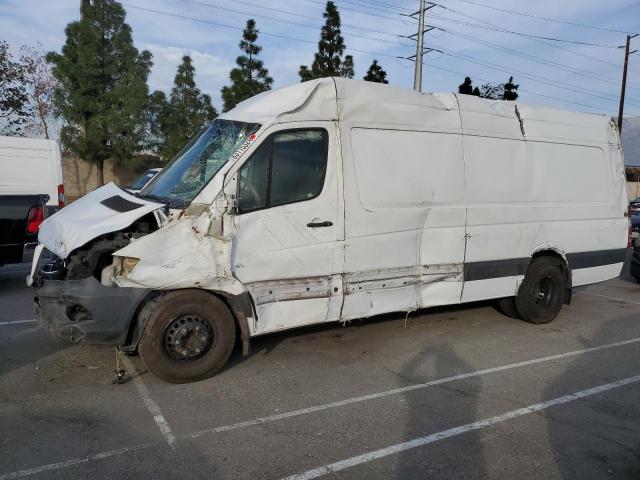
[1,261,639,479]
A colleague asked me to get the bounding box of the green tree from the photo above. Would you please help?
[458,75,519,101]
[363,59,388,84]
[143,90,168,154]
[157,55,217,161]
[299,1,354,81]
[477,82,503,100]
[221,19,272,112]
[47,0,152,185]
[502,76,519,101]
[0,41,29,135]
[458,76,474,95]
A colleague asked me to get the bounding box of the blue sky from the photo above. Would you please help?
[1,0,639,117]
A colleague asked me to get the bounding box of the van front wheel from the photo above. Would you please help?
[138,290,236,383]
[515,257,566,324]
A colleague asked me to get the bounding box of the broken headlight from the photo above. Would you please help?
[118,256,140,277]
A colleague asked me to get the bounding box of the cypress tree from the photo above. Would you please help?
[299,1,354,81]
[221,19,273,112]
[363,60,388,84]
[47,0,152,185]
[158,56,217,161]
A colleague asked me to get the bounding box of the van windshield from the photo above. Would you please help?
[142,119,260,208]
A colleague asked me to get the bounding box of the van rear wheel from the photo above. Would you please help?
[138,290,236,384]
[515,257,566,324]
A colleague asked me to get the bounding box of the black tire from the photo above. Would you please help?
[496,297,520,319]
[515,257,566,324]
[138,290,236,384]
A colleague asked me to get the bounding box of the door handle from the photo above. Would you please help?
[307,220,333,228]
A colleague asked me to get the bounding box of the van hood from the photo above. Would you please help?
[38,182,165,259]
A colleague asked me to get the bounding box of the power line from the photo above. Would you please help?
[422,13,622,48]
[123,3,402,58]
[445,0,637,35]
[299,0,413,23]
[441,4,640,74]
[190,0,406,38]
[436,47,640,107]
[438,27,640,97]
[174,0,413,48]
[125,1,632,114]
[336,0,411,14]
[348,0,412,13]
[419,62,611,112]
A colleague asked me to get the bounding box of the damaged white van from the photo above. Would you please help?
[30,78,628,383]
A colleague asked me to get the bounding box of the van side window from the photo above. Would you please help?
[237,129,328,213]
[270,130,327,207]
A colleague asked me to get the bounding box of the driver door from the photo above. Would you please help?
[225,122,344,335]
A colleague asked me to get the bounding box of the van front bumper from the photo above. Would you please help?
[34,277,149,345]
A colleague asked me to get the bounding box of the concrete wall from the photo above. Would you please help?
[628,181,640,200]
[63,154,153,203]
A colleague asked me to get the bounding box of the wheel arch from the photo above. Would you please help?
[122,287,255,356]
[528,246,572,305]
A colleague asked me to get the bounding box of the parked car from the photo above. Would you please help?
[632,211,640,243]
[631,238,640,282]
[126,168,162,194]
[0,135,64,266]
[0,194,49,266]
[30,79,628,383]
[630,197,640,214]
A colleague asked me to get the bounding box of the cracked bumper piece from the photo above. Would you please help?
[34,276,149,345]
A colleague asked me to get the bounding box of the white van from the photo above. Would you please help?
[30,78,628,383]
[0,135,65,209]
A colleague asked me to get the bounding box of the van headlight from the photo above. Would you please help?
[119,256,140,277]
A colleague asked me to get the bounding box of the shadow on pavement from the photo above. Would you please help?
[544,311,640,479]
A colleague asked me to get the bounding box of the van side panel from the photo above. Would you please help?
[341,123,466,319]
[458,96,627,302]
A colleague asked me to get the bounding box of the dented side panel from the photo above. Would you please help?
[113,215,245,295]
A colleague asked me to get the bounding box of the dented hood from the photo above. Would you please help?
[38,182,165,259]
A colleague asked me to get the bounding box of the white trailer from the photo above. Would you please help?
[32,78,628,383]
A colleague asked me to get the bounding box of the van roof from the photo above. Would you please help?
[219,77,617,145]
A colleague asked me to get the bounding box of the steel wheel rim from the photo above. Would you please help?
[164,314,214,361]
[535,276,554,307]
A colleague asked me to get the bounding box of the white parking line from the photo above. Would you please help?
[0,319,37,326]
[282,373,640,480]
[2,336,639,479]
[577,290,640,306]
[0,443,155,480]
[121,356,177,449]
[188,336,640,439]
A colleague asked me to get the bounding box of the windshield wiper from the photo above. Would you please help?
[136,192,168,204]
